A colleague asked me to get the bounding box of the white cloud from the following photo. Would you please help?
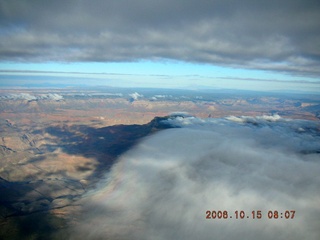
[39,93,64,101]
[70,116,320,240]
[154,95,167,98]
[6,93,37,101]
[129,92,143,100]
[1,93,64,101]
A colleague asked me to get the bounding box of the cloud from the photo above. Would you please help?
[154,95,168,98]
[70,115,320,240]
[0,0,320,77]
[129,92,143,101]
[0,93,63,101]
[8,93,37,101]
[38,93,64,101]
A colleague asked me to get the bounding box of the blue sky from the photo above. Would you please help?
[0,61,319,92]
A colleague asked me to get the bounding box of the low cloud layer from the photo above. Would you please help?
[0,93,63,101]
[70,115,320,240]
[1,0,320,77]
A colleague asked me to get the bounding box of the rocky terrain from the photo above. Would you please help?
[0,114,172,239]
[0,88,319,239]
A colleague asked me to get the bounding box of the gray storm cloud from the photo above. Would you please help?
[1,0,320,77]
[70,115,320,240]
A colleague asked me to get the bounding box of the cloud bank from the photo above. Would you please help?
[1,0,320,77]
[70,115,320,240]
[0,93,63,101]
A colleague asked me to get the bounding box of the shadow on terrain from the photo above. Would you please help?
[0,211,66,240]
[0,116,170,239]
[43,116,168,183]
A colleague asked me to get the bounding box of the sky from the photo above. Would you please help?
[70,115,320,240]
[0,0,320,91]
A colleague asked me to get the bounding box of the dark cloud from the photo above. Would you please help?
[0,0,320,76]
[70,115,320,240]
